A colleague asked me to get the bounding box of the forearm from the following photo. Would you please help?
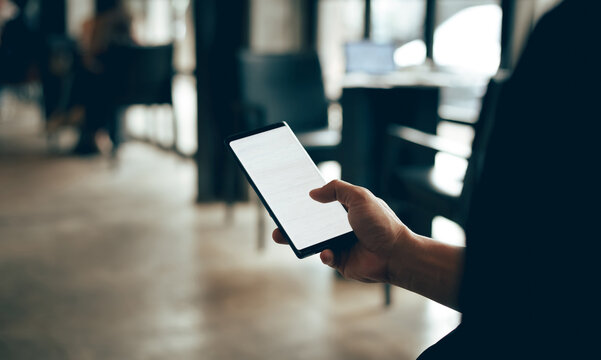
[388,230,464,311]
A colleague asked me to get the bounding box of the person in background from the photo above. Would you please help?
[68,0,135,155]
[79,0,134,75]
[273,1,599,358]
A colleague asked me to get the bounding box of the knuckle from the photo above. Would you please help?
[329,179,342,187]
[355,187,373,201]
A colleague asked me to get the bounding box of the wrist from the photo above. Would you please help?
[387,230,464,310]
[384,225,420,287]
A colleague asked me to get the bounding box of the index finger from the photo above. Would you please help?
[272,228,287,244]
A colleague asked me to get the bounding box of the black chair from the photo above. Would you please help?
[106,43,176,151]
[43,43,175,154]
[382,71,509,237]
[377,71,508,306]
[236,50,341,248]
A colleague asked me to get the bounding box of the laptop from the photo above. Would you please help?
[344,41,396,74]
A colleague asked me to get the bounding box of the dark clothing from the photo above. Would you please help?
[419,1,600,358]
[70,8,135,154]
[70,64,121,153]
[0,12,41,84]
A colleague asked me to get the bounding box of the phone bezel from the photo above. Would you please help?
[224,122,357,259]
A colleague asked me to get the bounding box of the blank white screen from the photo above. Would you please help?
[230,126,352,250]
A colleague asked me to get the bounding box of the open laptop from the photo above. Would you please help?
[344,41,396,74]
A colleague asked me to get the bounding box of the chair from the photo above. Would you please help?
[237,50,340,161]
[236,50,341,248]
[0,26,45,126]
[106,43,176,151]
[42,43,175,154]
[382,71,509,237]
[377,71,508,306]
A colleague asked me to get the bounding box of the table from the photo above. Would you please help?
[338,69,488,196]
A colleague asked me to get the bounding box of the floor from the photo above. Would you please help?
[0,90,460,360]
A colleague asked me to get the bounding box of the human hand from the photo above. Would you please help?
[272,180,414,283]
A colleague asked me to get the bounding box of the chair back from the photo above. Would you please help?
[238,51,329,133]
[458,70,509,221]
[106,43,174,106]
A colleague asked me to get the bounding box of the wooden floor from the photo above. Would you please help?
[0,93,459,360]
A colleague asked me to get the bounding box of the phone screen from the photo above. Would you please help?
[228,124,352,252]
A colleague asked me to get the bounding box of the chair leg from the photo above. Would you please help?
[384,283,392,307]
[224,201,235,225]
[170,104,178,151]
[256,195,266,250]
[223,158,234,224]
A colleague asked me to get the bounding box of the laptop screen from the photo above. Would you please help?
[345,41,396,74]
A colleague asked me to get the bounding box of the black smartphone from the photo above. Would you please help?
[225,122,357,258]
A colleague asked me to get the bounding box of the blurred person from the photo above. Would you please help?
[66,0,136,155]
[0,0,41,85]
[79,0,134,74]
[272,1,599,358]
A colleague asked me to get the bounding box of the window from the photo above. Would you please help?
[371,0,425,44]
[434,0,501,75]
[317,0,365,99]
[121,0,197,156]
[372,0,427,68]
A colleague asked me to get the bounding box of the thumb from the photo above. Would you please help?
[309,179,369,208]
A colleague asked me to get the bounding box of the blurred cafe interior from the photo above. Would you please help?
[0,0,567,359]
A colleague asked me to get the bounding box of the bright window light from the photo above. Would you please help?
[434,5,502,75]
[394,39,427,67]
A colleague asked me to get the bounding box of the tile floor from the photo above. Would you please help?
[0,91,460,360]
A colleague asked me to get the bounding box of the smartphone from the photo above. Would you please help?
[225,122,357,258]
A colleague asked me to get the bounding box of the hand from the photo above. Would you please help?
[272,180,413,283]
